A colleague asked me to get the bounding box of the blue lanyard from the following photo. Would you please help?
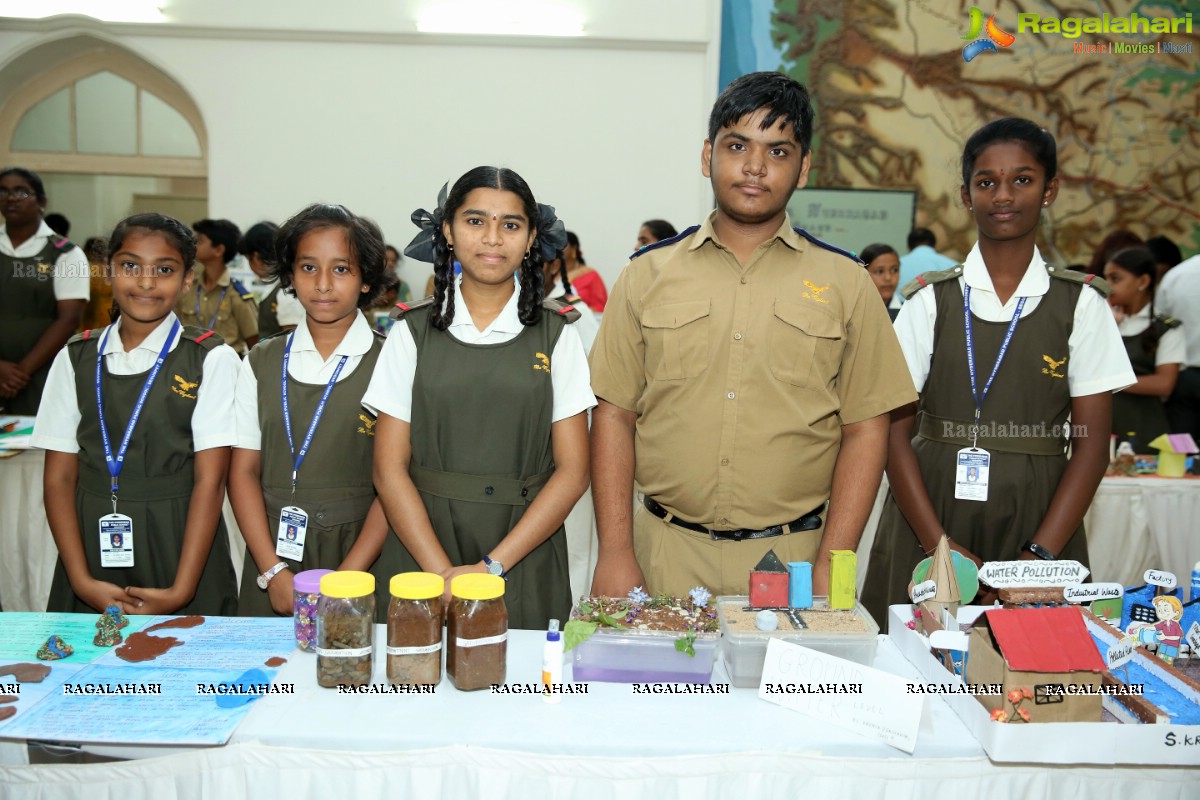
[963,285,1025,445]
[281,332,348,496]
[195,283,229,331]
[95,319,181,510]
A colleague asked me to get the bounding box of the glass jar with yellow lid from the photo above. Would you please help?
[446,573,507,691]
[387,572,444,686]
[316,570,375,688]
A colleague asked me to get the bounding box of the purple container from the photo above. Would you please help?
[293,569,334,651]
[570,628,720,684]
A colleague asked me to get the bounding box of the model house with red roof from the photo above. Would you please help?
[964,607,1107,722]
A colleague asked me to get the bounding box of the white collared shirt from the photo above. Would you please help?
[235,311,376,450]
[362,276,596,423]
[894,243,1135,397]
[1116,303,1187,368]
[253,278,306,328]
[1157,255,1200,368]
[31,311,241,453]
[549,278,599,354]
[0,220,91,301]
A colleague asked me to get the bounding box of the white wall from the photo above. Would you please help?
[0,0,722,295]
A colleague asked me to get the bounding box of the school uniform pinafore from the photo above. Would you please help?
[377,301,573,630]
[47,326,239,614]
[0,236,74,414]
[1112,314,1179,447]
[861,270,1094,624]
[237,330,389,618]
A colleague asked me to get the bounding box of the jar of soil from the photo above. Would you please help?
[446,574,507,691]
[387,572,444,686]
[293,568,333,652]
[316,571,376,688]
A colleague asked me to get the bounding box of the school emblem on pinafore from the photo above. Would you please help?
[172,375,199,399]
[357,414,376,436]
[1041,355,1067,379]
[533,353,550,373]
[802,281,829,304]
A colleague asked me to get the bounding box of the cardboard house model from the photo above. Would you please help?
[964,607,1106,723]
[918,535,962,637]
[749,550,788,609]
[1148,433,1198,478]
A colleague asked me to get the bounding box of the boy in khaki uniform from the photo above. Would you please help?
[175,218,258,354]
[588,72,917,599]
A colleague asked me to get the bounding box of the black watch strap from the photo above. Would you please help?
[1022,540,1056,561]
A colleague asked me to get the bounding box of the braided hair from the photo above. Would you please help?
[1108,246,1162,357]
[430,166,546,331]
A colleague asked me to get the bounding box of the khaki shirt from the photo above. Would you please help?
[590,212,917,530]
[175,264,258,354]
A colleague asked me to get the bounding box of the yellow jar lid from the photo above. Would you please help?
[451,573,505,600]
[390,572,444,600]
[320,570,375,599]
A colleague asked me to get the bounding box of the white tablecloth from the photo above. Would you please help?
[857,475,1200,598]
[2,629,1195,798]
[0,451,246,612]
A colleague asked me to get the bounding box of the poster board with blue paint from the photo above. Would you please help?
[788,188,917,259]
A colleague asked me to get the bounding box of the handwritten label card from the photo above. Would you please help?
[978,560,1089,588]
[757,638,923,753]
[1062,583,1124,603]
[1106,639,1134,670]
[1143,570,1177,589]
[1186,622,1200,654]
[910,580,936,604]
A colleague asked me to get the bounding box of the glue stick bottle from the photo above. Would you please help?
[542,619,563,703]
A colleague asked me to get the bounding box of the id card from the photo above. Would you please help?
[954,447,990,502]
[99,514,134,568]
[276,506,308,561]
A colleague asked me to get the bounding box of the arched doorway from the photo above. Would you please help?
[0,33,208,243]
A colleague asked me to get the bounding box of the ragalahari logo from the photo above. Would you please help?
[962,7,1016,61]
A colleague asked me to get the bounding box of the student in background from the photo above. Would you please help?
[1104,246,1185,447]
[231,203,392,618]
[1145,235,1183,282]
[0,167,90,414]
[635,219,678,252]
[240,221,303,339]
[175,218,258,354]
[863,118,1135,624]
[33,213,239,614]
[384,244,412,302]
[897,227,956,296]
[564,231,607,314]
[1155,247,1200,442]
[861,243,901,321]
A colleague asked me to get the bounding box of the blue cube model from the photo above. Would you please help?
[788,562,813,609]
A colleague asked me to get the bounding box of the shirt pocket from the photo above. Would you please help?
[769,299,844,386]
[642,299,711,381]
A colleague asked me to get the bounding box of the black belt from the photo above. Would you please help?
[643,497,824,541]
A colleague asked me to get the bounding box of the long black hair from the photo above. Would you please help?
[431,166,545,331]
[1109,246,1162,357]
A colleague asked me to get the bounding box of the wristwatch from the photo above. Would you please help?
[482,555,506,578]
[257,561,289,590]
[1021,541,1056,561]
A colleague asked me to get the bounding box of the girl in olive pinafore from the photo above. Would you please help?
[861,120,1134,625]
[366,167,594,632]
[232,203,395,620]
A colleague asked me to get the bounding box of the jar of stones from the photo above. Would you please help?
[316,571,375,688]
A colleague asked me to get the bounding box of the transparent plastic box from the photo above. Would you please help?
[716,595,879,688]
[570,626,721,684]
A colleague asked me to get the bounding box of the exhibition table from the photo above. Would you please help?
[1,626,1196,798]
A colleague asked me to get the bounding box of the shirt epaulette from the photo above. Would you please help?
[628,225,701,261]
[900,266,964,300]
[792,227,864,265]
[229,277,256,303]
[180,325,225,350]
[68,328,96,346]
[52,236,76,252]
[1155,314,1182,330]
[1046,265,1112,298]
[542,297,580,323]
[389,296,436,320]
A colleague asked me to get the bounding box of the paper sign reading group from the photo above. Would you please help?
[757,638,923,753]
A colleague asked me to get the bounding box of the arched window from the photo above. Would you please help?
[0,47,206,177]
